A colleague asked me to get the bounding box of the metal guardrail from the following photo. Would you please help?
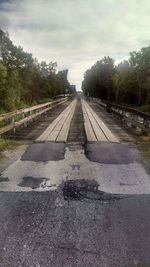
[0,97,68,136]
[87,97,150,134]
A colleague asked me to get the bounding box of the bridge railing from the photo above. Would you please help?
[87,97,150,134]
[0,97,68,136]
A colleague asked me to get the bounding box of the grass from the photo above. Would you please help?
[136,136,150,174]
[137,104,150,113]
[128,104,150,113]
[136,135,150,175]
[37,98,52,104]
[0,138,19,154]
[0,107,6,114]
[137,139,150,160]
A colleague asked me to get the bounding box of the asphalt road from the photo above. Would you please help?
[0,97,150,267]
[1,188,150,266]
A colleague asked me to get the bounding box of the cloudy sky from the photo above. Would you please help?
[0,0,150,90]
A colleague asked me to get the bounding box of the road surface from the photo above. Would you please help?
[0,95,150,267]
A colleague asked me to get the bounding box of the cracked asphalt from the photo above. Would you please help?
[1,188,150,266]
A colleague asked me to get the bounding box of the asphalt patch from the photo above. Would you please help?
[85,142,139,164]
[62,179,126,201]
[18,176,49,189]
[21,142,66,162]
[0,176,9,182]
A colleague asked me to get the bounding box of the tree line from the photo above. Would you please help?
[0,29,75,112]
[82,46,150,108]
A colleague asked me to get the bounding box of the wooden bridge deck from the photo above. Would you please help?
[81,99,119,143]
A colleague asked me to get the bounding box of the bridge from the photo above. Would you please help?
[0,94,150,266]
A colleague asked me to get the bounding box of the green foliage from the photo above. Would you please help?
[82,46,150,107]
[37,98,52,104]
[138,141,150,159]
[0,29,74,112]
[128,103,150,113]
[0,63,7,105]
[0,138,18,153]
[82,56,115,100]
[4,69,22,111]
[136,105,150,113]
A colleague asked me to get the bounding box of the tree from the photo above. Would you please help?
[129,46,150,104]
[82,47,150,106]
[57,70,70,95]
[0,28,72,111]
[0,63,7,106]
[112,72,120,102]
[82,56,115,100]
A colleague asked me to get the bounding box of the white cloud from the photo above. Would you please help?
[0,0,150,90]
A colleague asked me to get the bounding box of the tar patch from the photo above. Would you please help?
[18,176,49,189]
[85,142,139,164]
[0,176,9,182]
[62,179,126,201]
[21,142,66,162]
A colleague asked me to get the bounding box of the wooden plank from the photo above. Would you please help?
[83,101,108,141]
[37,109,68,141]
[0,98,68,122]
[83,111,97,141]
[47,130,60,141]
[88,115,107,141]
[47,100,76,141]
[0,99,68,135]
[46,110,71,141]
[84,121,97,141]
[0,124,14,135]
[82,100,119,142]
[89,107,119,142]
[36,100,73,141]
[82,102,98,141]
[0,105,54,135]
[81,100,97,142]
[57,100,77,142]
[83,103,107,141]
[37,99,76,142]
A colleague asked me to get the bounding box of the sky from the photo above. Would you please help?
[0,0,150,91]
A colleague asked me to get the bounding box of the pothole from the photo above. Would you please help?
[18,176,49,189]
[62,179,127,201]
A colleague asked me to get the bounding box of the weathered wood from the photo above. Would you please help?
[0,98,68,122]
[88,97,150,134]
[82,109,97,142]
[37,99,77,142]
[82,101,97,142]
[57,100,77,142]
[36,109,66,141]
[87,104,119,142]
[83,102,107,141]
[82,99,119,143]
[0,98,68,136]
